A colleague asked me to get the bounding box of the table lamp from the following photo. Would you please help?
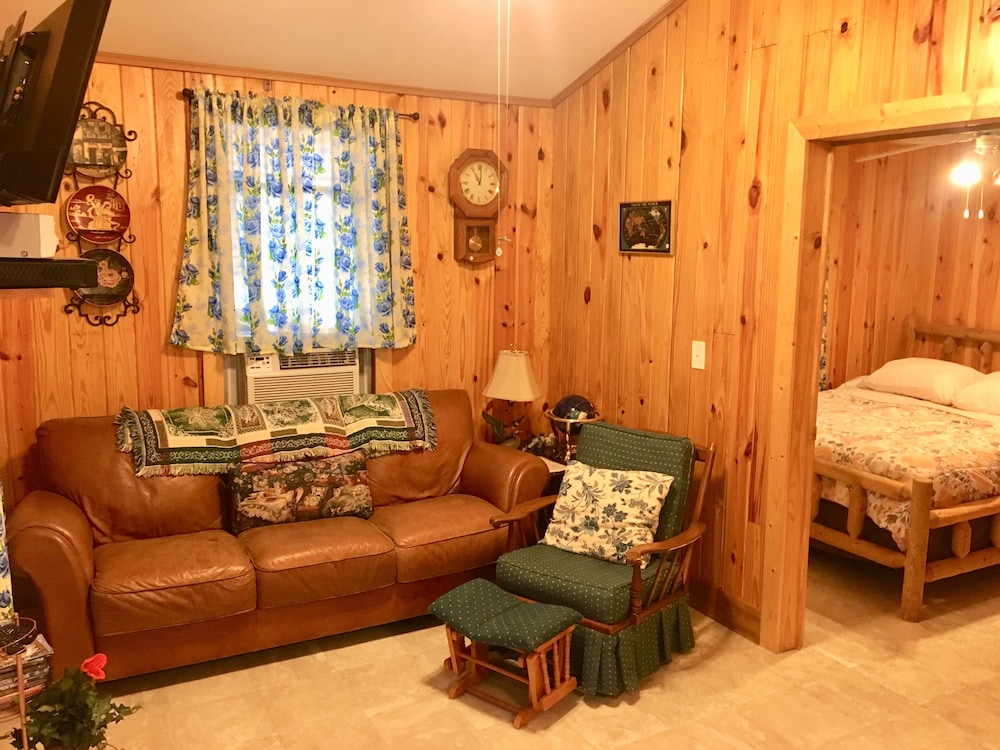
[482,350,542,447]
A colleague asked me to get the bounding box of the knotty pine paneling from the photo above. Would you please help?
[2,0,998,645]
[827,140,1000,384]
[0,63,551,504]
[548,0,1000,639]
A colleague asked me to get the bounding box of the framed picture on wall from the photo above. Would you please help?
[619,200,673,255]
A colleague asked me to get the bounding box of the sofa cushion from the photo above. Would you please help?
[428,577,581,652]
[240,517,396,609]
[366,390,474,506]
[228,452,372,533]
[91,530,256,636]
[36,416,227,544]
[496,543,661,625]
[368,495,507,583]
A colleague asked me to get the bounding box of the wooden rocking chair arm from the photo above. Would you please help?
[490,494,559,528]
[624,522,706,564]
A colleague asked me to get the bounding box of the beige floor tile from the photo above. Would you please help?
[922,677,1000,739]
[368,698,487,749]
[617,710,804,750]
[274,710,388,749]
[554,694,671,747]
[819,703,990,750]
[167,692,282,748]
[852,652,967,705]
[65,546,1000,749]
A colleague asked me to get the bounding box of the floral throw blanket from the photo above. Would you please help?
[815,389,1000,550]
[116,389,435,477]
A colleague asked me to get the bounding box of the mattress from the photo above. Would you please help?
[814,385,1000,550]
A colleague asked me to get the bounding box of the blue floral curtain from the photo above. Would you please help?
[171,88,416,354]
[0,480,12,620]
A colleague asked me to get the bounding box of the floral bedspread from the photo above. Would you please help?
[815,389,1000,550]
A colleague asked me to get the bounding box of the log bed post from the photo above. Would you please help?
[901,478,934,621]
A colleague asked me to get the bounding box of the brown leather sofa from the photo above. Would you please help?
[8,389,549,681]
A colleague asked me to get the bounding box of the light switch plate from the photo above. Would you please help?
[691,340,706,370]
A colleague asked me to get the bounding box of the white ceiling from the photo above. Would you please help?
[16,0,671,102]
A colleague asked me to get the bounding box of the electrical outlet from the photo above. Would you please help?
[691,340,706,370]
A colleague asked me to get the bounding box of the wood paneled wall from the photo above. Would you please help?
[0,63,552,503]
[3,0,1000,646]
[827,140,1000,384]
[549,0,1000,638]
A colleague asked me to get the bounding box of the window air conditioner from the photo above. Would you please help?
[242,350,361,403]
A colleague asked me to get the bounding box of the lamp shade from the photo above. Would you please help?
[483,350,542,402]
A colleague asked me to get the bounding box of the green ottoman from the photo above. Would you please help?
[428,578,582,728]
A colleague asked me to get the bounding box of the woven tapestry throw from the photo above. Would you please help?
[116,389,436,477]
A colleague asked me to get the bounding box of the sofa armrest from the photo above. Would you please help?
[458,442,549,513]
[490,494,558,527]
[7,491,96,675]
[491,494,558,550]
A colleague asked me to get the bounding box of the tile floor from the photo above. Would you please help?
[16,549,1000,748]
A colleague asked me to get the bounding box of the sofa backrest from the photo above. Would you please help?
[36,416,227,545]
[34,389,476,541]
[366,389,474,505]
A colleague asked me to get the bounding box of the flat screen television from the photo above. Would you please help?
[0,0,110,205]
[0,0,109,288]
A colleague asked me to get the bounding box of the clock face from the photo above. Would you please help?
[459,159,500,206]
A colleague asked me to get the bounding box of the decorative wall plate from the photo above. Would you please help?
[72,248,134,307]
[66,185,131,244]
[68,116,129,177]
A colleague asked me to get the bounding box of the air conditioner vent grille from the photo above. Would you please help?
[243,351,360,403]
[278,350,357,369]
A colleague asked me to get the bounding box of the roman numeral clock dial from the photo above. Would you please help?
[448,148,505,264]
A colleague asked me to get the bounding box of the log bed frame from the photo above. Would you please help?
[811,315,1000,620]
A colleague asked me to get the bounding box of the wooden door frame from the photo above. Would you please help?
[759,89,1000,652]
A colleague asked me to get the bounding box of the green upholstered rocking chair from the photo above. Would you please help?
[491,422,715,697]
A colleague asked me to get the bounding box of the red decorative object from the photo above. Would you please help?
[65,185,130,244]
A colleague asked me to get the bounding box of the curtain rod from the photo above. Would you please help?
[179,88,419,120]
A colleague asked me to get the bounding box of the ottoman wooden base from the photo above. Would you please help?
[443,622,577,728]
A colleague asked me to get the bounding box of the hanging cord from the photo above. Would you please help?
[496,0,513,253]
[497,0,502,173]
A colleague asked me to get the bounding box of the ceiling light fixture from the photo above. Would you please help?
[950,134,1000,219]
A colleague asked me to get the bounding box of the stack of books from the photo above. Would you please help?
[0,634,52,710]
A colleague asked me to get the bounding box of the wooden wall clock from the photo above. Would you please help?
[449,148,506,264]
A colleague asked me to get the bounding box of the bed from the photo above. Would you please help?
[811,317,1000,620]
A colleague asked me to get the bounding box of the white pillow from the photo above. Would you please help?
[865,357,985,405]
[953,372,1000,415]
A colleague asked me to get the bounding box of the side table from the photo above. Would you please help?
[538,455,566,496]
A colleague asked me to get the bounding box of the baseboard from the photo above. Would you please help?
[690,582,761,645]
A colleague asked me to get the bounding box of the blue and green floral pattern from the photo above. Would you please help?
[171,88,415,355]
[542,461,674,566]
[0,480,12,620]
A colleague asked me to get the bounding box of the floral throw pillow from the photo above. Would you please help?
[541,461,674,566]
[228,451,372,533]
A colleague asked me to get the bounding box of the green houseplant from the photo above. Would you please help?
[11,653,138,750]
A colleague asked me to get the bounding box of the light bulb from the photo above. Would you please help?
[951,159,983,187]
